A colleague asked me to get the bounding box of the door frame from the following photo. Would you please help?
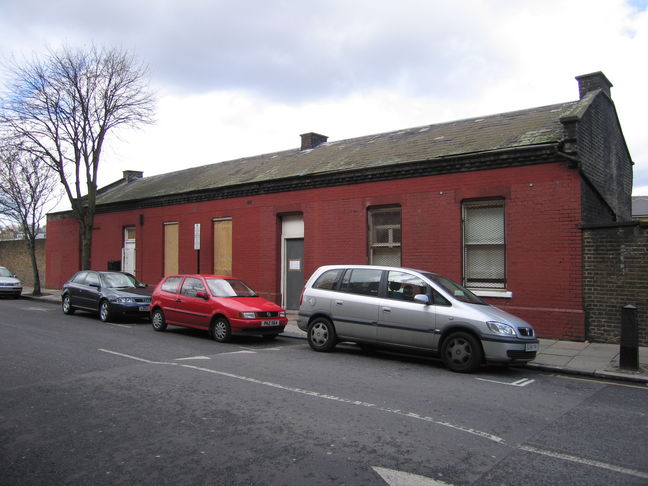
[280,215,304,309]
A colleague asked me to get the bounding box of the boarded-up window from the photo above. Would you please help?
[368,206,401,266]
[462,200,506,289]
[213,218,232,276]
[163,222,179,276]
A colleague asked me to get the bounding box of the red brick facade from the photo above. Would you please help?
[46,161,585,340]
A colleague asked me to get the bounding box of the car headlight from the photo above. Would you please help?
[279,311,286,318]
[238,312,256,319]
[113,297,136,303]
[486,321,516,336]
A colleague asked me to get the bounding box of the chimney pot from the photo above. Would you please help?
[300,132,328,151]
[123,170,143,182]
[575,71,612,99]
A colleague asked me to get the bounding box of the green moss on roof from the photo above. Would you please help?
[97,99,581,205]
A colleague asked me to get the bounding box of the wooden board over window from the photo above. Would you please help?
[213,219,232,276]
[164,222,179,276]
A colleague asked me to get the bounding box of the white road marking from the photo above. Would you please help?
[174,356,212,361]
[373,466,453,486]
[519,445,648,480]
[216,350,256,356]
[475,377,535,387]
[19,306,49,312]
[99,348,648,480]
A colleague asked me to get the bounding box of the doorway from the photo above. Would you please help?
[122,227,136,275]
[281,215,304,310]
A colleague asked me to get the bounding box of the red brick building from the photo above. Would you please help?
[46,72,633,341]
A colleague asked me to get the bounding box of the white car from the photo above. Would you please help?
[0,266,22,298]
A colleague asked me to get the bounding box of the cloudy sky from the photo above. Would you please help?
[1,0,647,205]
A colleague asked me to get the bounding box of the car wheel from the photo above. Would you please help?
[151,309,167,331]
[308,317,337,352]
[441,332,483,373]
[211,317,232,343]
[99,300,114,322]
[62,294,75,315]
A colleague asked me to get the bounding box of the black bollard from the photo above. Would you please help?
[620,305,639,370]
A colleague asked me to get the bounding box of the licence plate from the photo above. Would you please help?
[139,305,150,312]
[525,343,539,352]
[261,320,280,327]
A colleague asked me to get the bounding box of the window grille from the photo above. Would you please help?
[368,207,401,266]
[462,200,506,289]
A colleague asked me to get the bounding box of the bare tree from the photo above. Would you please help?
[0,45,155,269]
[0,138,62,295]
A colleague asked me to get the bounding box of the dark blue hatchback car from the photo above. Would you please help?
[62,270,152,322]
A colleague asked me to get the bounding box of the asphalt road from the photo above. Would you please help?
[1,298,647,485]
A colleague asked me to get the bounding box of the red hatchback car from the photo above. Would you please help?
[150,274,288,342]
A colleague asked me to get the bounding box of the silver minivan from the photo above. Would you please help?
[297,265,539,372]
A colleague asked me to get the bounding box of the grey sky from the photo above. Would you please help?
[1,0,647,196]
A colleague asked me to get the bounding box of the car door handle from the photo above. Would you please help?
[335,300,343,306]
[382,307,391,313]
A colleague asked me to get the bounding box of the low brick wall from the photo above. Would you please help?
[0,239,46,289]
[583,222,648,346]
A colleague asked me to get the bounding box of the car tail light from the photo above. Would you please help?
[299,287,305,306]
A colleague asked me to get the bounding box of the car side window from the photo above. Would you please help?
[85,272,100,287]
[161,276,182,293]
[432,290,451,306]
[312,269,344,290]
[180,277,206,298]
[339,269,382,296]
[386,271,429,302]
[72,271,88,284]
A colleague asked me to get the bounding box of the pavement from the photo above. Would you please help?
[18,287,648,385]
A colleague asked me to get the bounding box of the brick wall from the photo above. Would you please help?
[583,222,648,345]
[0,239,46,288]
[47,162,586,340]
[576,94,633,221]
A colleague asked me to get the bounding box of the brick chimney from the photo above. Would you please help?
[300,132,328,151]
[575,71,612,99]
[123,170,143,182]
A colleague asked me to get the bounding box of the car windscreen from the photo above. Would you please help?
[424,274,486,305]
[0,267,12,277]
[101,272,137,289]
[206,278,257,297]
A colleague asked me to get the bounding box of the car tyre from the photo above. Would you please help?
[62,294,75,315]
[151,309,167,331]
[308,317,337,352]
[99,299,114,322]
[441,331,483,373]
[211,317,232,343]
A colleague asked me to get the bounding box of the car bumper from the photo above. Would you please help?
[0,287,22,297]
[230,317,288,335]
[111,302,151,319]
[481,336,539,363]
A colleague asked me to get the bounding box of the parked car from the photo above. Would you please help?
[150,274,288,342]
[298,265,539,373]
[62,270,152,322]
[0,266,22,298]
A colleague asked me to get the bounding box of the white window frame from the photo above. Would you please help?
[462,199,510,296]
[368,206,401,266]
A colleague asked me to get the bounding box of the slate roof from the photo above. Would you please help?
[632,196,648,218]
[95,92,598,207]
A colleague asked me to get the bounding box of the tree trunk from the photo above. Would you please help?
[26,237,42,296]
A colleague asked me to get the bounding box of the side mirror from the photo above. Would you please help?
[196,291,209,300]
[414,294,431,305]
